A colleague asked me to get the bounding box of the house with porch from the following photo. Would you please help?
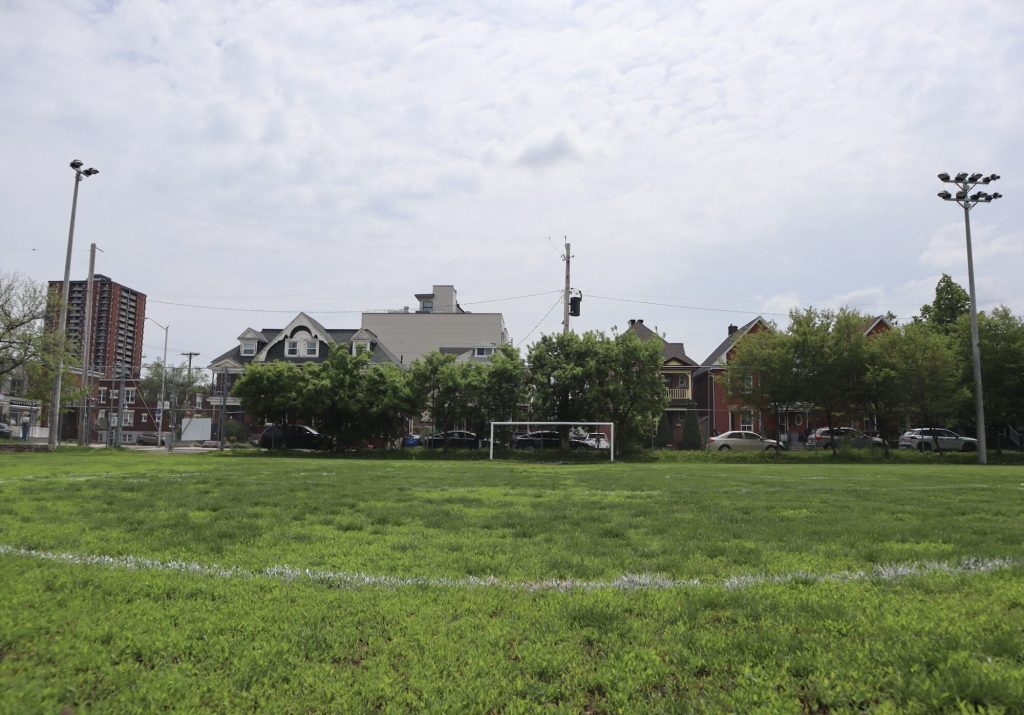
[623,318,699,447]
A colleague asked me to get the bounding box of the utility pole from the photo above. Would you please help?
[219,367,228,451]
[78,243,101,446]
[562,239,572,335]
[115,362,126,447]
[180,351,200,442]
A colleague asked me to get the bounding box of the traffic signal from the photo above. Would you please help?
[569,295,582,316]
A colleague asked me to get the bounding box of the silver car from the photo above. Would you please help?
[898,428,977,452]
[707,430,781,452]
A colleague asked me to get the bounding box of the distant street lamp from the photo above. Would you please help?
[936,172,1002,465]
[146,317,169,446]
[48,160,99,449]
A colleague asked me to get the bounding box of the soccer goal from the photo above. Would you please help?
[489,421,615,461]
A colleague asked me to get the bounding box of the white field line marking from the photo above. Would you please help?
[1,544,1020,593]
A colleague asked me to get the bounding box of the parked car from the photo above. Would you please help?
[0,422,11,439]
[512,430,593,449]
[423,430,484,449]
[259,424,323,449]
[134,432,165,446]
[806,427,883,450]
[401,434,423,448]
[585,432,610,449]
[898,428,977,452]
[707,430,781,452]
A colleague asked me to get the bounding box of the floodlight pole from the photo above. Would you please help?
[937,172,1003,465]
[147,317,169,445]
[49,160,99,449]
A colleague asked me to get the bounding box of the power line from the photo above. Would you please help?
[517,294,563,347]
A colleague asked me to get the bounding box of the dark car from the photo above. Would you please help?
[134,432,165,446]
[806,427,884,450]
[423,430,484,449]
[512,430,593,449]
[0,422,11,440]
[259,424,323,450]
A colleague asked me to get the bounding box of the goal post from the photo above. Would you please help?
[489,421,615,462]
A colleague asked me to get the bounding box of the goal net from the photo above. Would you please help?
[488,421,615,461]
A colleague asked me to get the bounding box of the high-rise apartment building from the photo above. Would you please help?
[49,275,146,378]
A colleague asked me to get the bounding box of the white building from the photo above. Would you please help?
[360,284,510,366]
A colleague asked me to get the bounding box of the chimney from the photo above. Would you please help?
[728,324,738,335]
[628,319,636,327]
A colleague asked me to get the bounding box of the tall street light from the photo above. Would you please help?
[146,317,169,446]
[936,172,1002,465]
[48,159,99,449]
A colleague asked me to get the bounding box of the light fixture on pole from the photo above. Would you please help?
[146,317,169,446]
[936,171,1002,465]
[48,159,99,449]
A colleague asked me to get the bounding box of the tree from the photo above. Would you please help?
[527,332,607,448]
[139,359,208,410]
[232,360,306,427]
[408,351,460,445]
[887,322,965,449]
[359,363,414,447]
[680,409,703,450]
[527,331,666,453]
[595,331,668,453]
[918,273,970,334]
[954,306,1024,447]
[304,346,370,449]
[482,344,528,424]
[0,272,48,381]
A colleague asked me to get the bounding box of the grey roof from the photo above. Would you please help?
[625,321,698,367]
[696,316,767,374]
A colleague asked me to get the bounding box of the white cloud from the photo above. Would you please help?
[1,0,1022,364]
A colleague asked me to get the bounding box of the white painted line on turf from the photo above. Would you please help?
[1,544,1020,593]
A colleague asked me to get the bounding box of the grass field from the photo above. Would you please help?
[1,451,1022,713]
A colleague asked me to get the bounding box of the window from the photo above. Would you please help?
[111,389,119,403]
[678,374,689,389]
[305,340,319,357]
[420,300,433,313]
[740,411,753,431]
[195,394,203,409]
[97,410,106,422]
[142,413,148,423]
[286,340,299,357]
[98,387,107,403]
[125,388,136,404]
[115,410,134,427]
[240,340,256,356]
[475,347,494,358]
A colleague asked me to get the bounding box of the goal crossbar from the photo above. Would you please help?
[489,421,615,461]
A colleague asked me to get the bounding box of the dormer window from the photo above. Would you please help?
[240,340,256,356]
[286,340,299,357]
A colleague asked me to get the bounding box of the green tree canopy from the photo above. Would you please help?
[918,273,970,333]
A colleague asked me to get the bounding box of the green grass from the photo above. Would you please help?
[1,451,1022,712]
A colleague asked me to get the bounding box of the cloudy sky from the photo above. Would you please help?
[3,0,1022,371]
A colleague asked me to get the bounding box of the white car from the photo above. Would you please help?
[585,432,610,449]
[898,428,978,452]
[707,430,781,452]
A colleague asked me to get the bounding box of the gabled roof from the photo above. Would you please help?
[254,312,334,362]
[863,315,893,336]
[236,327,265,341]
[625,320,698,367]
[696,316,769,373]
